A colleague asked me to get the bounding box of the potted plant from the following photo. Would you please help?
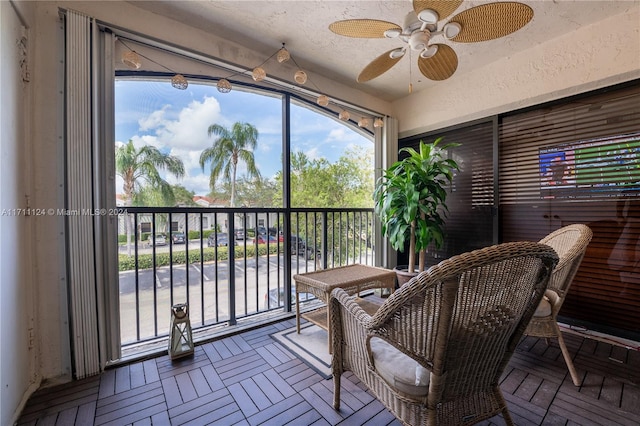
[373,137,460,284]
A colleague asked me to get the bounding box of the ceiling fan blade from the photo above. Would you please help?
[357,50,405,82]
[413,0,463,21]
[329,19,401,38]
[450,2,534,43]
[417,44,458,81]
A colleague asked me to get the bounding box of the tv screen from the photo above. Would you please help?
[539,133,640,199]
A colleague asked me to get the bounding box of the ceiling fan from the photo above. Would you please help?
[329,0,534,83]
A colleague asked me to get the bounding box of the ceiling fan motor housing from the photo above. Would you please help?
[409,30,430,51]
[403,10,423,34]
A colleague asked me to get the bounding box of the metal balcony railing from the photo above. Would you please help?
[117,206,376,347]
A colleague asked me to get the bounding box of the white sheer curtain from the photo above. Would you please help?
[64,8,120,379]
[374,116,399,269]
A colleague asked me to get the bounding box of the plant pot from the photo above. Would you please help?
[394,265,419,288]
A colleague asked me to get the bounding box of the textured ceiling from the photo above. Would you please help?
[127,0,636,102]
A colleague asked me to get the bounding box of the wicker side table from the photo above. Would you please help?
[293,264,396,351]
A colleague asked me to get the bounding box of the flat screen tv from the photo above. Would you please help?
[539,132,640,199]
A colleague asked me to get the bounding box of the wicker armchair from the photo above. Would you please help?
[525,224,593,386]
[330,242,558,426]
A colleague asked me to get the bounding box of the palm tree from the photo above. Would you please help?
[199,122,261,207]
[116,140,185,254]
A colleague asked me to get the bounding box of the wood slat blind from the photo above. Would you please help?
[399,121,495,264]
[499,83,640,337]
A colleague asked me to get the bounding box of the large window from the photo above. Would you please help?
[113,76,376,347]
[288,101,374,208]
[114,79,374,209]
[115,80,284,208]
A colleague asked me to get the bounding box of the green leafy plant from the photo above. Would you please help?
[373,137,460,274]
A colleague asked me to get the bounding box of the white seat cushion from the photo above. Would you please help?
[370,337,429,398]
[533,296,552,317]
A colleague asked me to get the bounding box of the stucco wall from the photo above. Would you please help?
[1,2,39,424]
[393,5,640,138]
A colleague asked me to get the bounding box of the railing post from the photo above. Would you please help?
[321,211,328,270]
[228,213,236,325]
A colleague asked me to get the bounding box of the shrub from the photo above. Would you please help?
[117,243,281,271]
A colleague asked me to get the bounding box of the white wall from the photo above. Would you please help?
[29,0,71,385]
[1,2,39,424]
[393,6,640,137]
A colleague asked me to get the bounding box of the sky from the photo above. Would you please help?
[114,79,374,197]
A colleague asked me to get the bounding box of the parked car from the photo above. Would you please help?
[269,228,284,242]
[147,234,167,247]
[255,234,277,244]
[291,235,321,259]
[171,232,185,244]
[207,232,235,247]
[234,229,245,240]
[256,226,267,236]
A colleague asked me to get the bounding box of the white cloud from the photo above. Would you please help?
[115,84,372,196]
[157,96,222,150]
[138,105,169,131]
[327,126,349,141]
[167,172,210,196]
[120,96,224,195]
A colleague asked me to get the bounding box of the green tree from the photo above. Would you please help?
[115,140,185,254]
[235,175,278,207]
[171,185,197,206]
[116,140,185,205]
[199,122,261,207]
[272,146,374,265]
[326,145,374,208]
[207,181,232,205]
[134,185,195,207]
[274,146,374,208]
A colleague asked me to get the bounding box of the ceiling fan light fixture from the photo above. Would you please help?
[389,47,406,59]
[252,67,266,82]
[217,78,232,93]
[443,22,462,39]
[420,44,439,59]
[384,28,402,38]
[338,110,350,121]
[294,70,307,84]
[373,117,384,128]
[417,9,439,25]
[316,94,329,106]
